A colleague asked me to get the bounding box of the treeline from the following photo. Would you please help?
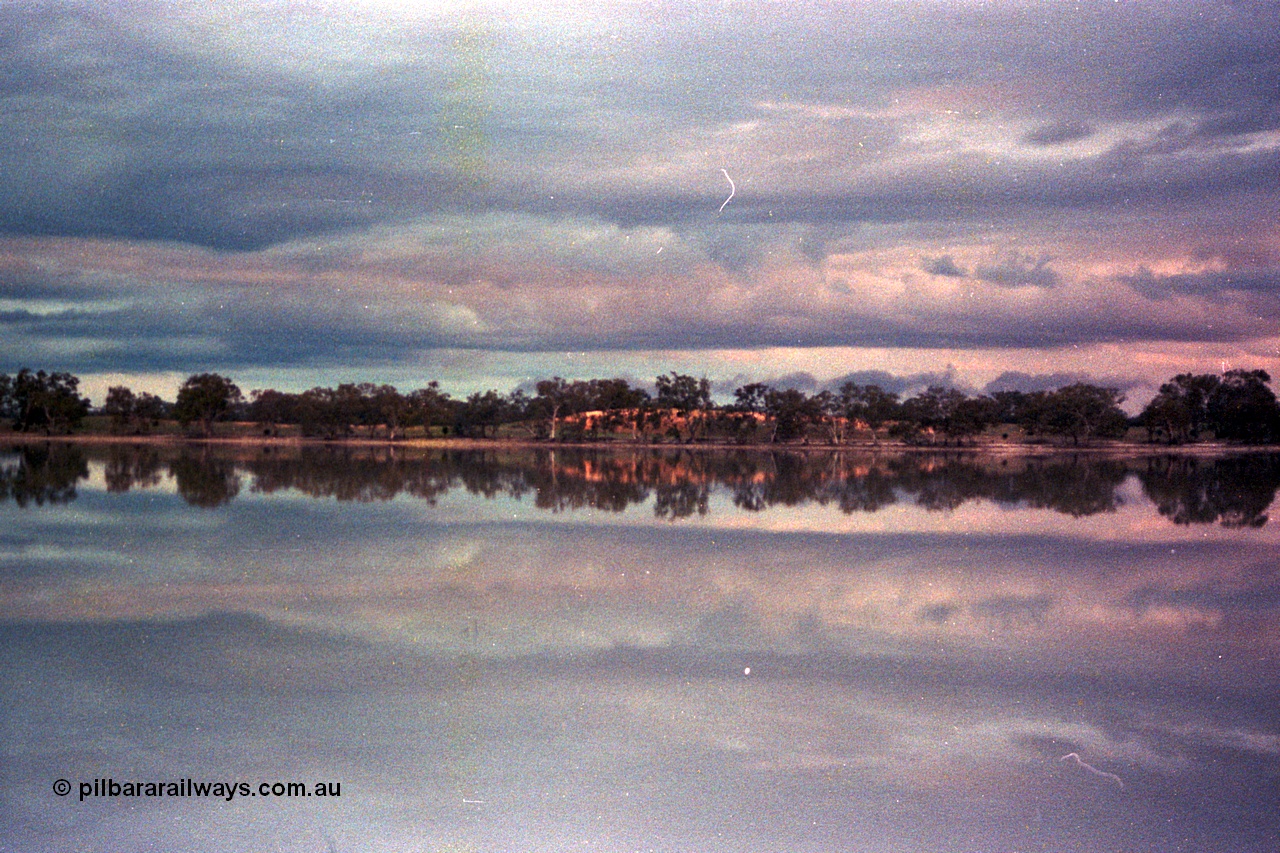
[1137,370,1280,444]
[3,366,1280,445]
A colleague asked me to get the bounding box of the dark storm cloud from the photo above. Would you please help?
[5,164,461,252]
[0,4,471,250]
[0,295,463,373]
[1119,10,1280,137]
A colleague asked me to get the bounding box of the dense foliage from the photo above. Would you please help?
[0,369,90,434]
[4,366,1280,445]
[1138,370,1280,444]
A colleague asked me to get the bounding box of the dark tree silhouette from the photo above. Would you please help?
[174,374,243,436]
[3,369,90,434]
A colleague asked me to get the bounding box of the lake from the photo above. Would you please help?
[3,443,1279,852]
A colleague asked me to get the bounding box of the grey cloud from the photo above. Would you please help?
[1,284,475,373]
[1121,266,1280,300]
[4,2,1280,252]
[917,603,959,624]
[2,2,1280,376]
[983,372,1091,394]
[923,255,967,277]
[824,369,968,396]
[6,245,1274,376]
[976,254,1061,289]
[1122,13,1280,136]
[772,372,820,392]
[717,370,978,400]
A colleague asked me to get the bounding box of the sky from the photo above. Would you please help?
[2,0,1279,406]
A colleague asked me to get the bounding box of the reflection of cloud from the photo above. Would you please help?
[7,451,1280,849]
[7,475,1280,700]
[6,608,1277,852]
[1126,582,1280,618]
[970,593,1053,626]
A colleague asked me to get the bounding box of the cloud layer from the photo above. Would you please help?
[2,1,1278,396]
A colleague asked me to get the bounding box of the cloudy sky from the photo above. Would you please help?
[2,0,1278,404]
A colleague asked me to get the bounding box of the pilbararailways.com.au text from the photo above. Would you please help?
[54,778,342,802]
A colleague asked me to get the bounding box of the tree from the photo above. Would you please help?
[655,372,711,412]
[815,390,848,444]
[1038,383,1128,445]
[133,392,167,431]
[174,373,242,436]
[248,389,300,435]
[991,389,1051,437]
[948,395,998,443]
[534,377,576,440]
[1207,369,1280,443]
[104,386,137,434]
[456,390,510,438]
[587,378,650,440]
[6,369,90,434]
[407,382,455,435]
[764,387,820,442]
[655,373,712,442]
[102,386,164,434]
[0,373,13,423]
[840,383,900,444]
[898,386,972,444]
[371,385,410,439]
[1139,373,1219,443]
[732,383,769,413]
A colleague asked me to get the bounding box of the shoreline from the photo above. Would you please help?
[3,431,1274,457]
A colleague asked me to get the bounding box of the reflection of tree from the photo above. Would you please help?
[653,481,710,519]
[1139,455,1280,528]
[168,452,241,508]
[247,448,453,503]
[0,444,89,506]
[46,442,1280,527]
[826,467,897,513]
[876,454,1129,516]
[997,457,1129,517]
[104,445,164,493]
[898,458,992,511]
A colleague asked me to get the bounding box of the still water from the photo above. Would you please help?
[2,443,1279,852]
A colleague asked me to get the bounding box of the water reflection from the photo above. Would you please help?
[0,443,88,507]
[3,443,1279,852]
[1139,454,1280,528]
[4,443,1280,527]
